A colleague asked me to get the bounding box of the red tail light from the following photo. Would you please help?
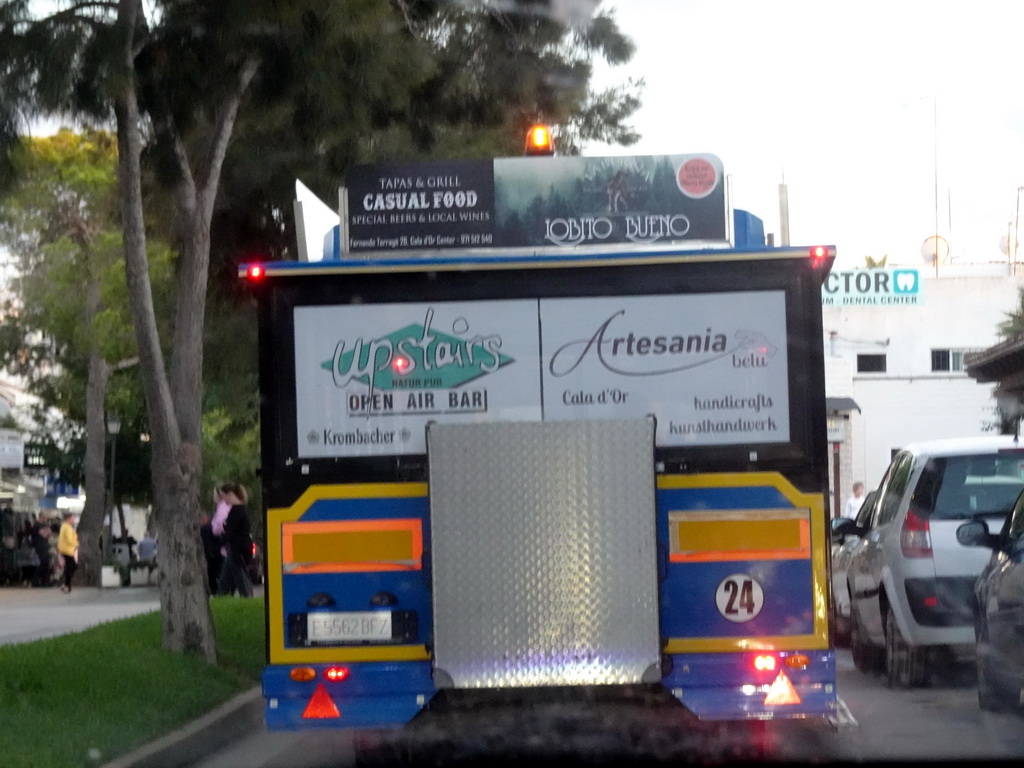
[753,654,776,671]
[900,510,932,558]
[323,666,349,682]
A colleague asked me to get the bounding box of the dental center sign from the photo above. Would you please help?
[293,291,791,457]
[822,268,923,306]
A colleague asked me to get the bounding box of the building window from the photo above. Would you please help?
[931,348,980,373]
[857,354,886,373]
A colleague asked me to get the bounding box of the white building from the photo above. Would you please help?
[822,261,1024,514]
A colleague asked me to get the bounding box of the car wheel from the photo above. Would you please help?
[884,606,927,688]
[849,596,883,672]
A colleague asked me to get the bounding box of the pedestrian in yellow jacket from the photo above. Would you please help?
[58,513,79,593]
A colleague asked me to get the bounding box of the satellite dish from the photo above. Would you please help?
[921,235,949,263]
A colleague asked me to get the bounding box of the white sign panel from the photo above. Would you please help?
[539,292,790,446]
[294,291,792,457]
[0,428,24,469]
[294,300,542,457]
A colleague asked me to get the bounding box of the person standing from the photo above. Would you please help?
[31,513,52,587]
[138,530,157,565]
[844,481,866,519]
[216,483,254,598]
[57,513,79,593]
[201,486,230,593]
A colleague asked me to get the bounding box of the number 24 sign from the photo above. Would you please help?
[714,574,765,623]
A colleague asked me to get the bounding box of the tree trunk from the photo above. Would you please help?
[77,342,109,587]
[115,0,216,661]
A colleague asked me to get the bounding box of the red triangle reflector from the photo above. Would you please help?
[763,671,801,706]
[302,683,341,719]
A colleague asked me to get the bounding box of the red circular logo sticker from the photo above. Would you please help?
[676,158,719,199]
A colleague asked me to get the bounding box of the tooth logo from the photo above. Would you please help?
[893,270,918,293]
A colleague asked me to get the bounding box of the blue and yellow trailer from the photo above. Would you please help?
[244,238,837,730]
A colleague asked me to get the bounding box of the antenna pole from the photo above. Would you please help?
[779,182,790,247]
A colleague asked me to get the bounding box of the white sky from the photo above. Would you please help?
[586,0,1024,269]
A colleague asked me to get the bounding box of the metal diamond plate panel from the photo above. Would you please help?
[427,418,660,689]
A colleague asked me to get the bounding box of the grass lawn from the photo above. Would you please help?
[0,596,265,768]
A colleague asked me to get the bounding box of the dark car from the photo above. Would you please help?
[956,487,1024,711]
[830,489,878,644]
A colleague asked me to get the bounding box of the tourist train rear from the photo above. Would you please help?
[243,151,838,729]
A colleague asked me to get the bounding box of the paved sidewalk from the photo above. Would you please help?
[0,583,160,646]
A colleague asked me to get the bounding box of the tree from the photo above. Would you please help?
[1,0,640,661]
[0,129,171,585]
[998,287,1024,339]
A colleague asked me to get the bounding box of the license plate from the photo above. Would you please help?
[307,612,393,643]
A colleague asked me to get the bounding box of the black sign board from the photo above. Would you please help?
[346,159,495,251]
[345,154,727,253]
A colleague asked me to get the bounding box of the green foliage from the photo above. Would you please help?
[0,131,169,491]
[0,0,640,547]
[395,5,640,158]
[0,597,264,768]
[202,407,261,525]
[864,254,888,268]
[998,286,1024,340]
[208,2,641,274]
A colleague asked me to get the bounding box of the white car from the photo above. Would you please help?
[830,489,878,644]
[844,436,1024,687]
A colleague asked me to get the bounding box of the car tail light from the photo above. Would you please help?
[753,654,776,671]
[900,510,932,558]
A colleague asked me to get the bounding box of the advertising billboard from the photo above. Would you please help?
[293,290,790,457]
[344,154,728,253]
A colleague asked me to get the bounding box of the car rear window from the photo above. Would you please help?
[913,453,1024,520]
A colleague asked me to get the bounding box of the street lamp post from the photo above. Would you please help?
[107,415,121,548]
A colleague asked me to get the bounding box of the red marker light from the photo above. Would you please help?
[392,356,411,374]
[753,654,777,671]
[323,666,350,682]
[247,264,264,280]
[810,246,828,260]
